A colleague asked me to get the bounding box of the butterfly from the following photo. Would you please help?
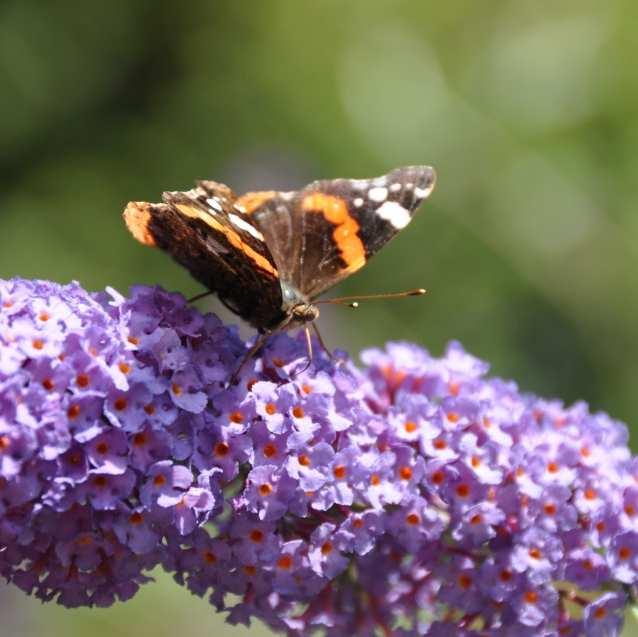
[123,165,436,364]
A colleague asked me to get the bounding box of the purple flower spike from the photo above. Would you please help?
[1,277,638,636]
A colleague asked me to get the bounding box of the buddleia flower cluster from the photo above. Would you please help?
[1,277,637,636]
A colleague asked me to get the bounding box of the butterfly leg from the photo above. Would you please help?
[311,322,334,360]
[293,327,315,377]
[229,332,272,385]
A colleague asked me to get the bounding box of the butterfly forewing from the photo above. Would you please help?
[241,165,436,299]
[123,182,285,329]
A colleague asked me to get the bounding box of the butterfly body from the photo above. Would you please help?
[123,165,436,333]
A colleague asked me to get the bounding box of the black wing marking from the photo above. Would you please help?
[123,181,286,330]
[239,165,436,299]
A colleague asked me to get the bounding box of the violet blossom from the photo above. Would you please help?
[0,277,637,635]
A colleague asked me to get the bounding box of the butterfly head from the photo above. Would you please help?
[290,302,320,325]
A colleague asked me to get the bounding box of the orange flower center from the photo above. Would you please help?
[129,512,143,525]
[456,484,470,498]
[214,442,230,457]
[619,546,632,561]
[132,433,147,447]
[432,470,445,485]
[333,465,346,480]
[277,555,293,570]
[321,542,333,555]
[458,574,472,589]
[298,454,311,467]
[525,591,538,604]
[203,550,216,564]
[399,466,413,480]
[76,373,90,388]
[67,404,81,420]
[544,503,557,516]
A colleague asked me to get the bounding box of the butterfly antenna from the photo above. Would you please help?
[188,290,214,303]
[316,288,426,309]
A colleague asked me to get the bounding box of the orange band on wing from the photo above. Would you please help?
[123,202,157,246]
[175,204,278,276]
[301,193,366,272]
[235,191,276,215]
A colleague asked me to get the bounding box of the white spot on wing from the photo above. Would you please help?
[390,182,401,192]
[376,201,411,229]
[353,197,364,207]
[414,184,435,199]
[206,197,224,213]
[368,186,388,202]
[228,213,265,241]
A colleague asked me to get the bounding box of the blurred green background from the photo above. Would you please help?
[2,0,638,634]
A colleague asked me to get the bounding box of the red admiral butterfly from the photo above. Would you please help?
[123,165,435,356]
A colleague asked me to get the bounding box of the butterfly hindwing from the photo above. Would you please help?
[123,182,286,329]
